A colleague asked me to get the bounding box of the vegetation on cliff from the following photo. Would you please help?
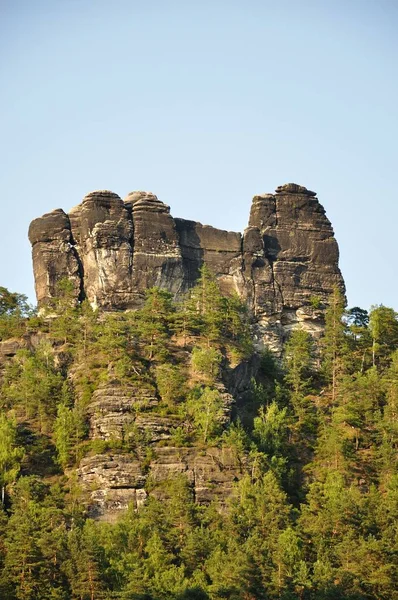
[0,274,397,600]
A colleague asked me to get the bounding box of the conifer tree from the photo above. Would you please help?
[48,278,80,346]
[322,286,346,402]
[284,328,314,426]
[136,287,174,360]
[0,412,24,504]
[185,265,225,345]
[0,287,33,340]
[369,304,398,369]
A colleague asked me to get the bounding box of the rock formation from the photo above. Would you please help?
[25,183,346,520]
[29,183,344,351]
[77,382,242,521]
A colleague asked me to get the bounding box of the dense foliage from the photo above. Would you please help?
[0,273,397,599]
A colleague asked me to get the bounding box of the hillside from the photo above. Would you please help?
[0,187,397,599]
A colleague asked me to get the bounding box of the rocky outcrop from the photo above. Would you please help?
[28,209,82,303]
[76,373,241,520]
[77,447,244,521]
[29,183,344,350]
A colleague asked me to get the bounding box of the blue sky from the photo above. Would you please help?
[1,0,397,311]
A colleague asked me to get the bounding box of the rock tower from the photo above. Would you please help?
[29,183,344,351]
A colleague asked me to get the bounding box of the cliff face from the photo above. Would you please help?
[29,183,344,351]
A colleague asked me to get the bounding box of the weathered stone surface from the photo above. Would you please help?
[76,371,243,520]
[275,183,317,196]
[0,338,24,359]
[87,384,159,440]
[69,191,134,309]
[77,453,147,521]
[77,446,244,520]
[130,193,185,303]
[29,183,345,350]
[28,209,82,305]
[243,184,343,350]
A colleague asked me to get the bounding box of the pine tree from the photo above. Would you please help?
[65,521,106,600]
[284,328,314,427]
[136,287,174,361]
[369,305,398,369]
[0,412,24,504]
[185,265,225,345]
[321,286,347,402]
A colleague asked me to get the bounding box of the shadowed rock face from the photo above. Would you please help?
[29,183,345,351]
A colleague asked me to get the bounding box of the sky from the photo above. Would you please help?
[1,0,397,311]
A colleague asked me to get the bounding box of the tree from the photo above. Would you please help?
[53,403,76,470]
[155,364,186,406]
[0,286,33,340]
[369,305,398,369]
[191,346,222,384]
[136,288,174,361]
[186,387,224,443]
[252,401,290,481]
[2,478,66,600]
[322,286,347,402]
[2,347,64,430]
[346,306,369,328]
[0,412,24,504]
[253,402,289,458]
[274,527,309,596]
[284,329,314,426]
[0,287,31,316]
[48,278,80,345]
[345,306,372,373]
[377,350,398,477]
[185,265,225,345]
[65,521,106,600]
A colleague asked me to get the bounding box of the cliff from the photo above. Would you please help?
[29,183,344,351]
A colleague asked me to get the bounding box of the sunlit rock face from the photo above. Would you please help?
[29,183,344,352]
[76,379,239,521]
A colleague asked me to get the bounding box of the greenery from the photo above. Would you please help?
[0,275,397,599]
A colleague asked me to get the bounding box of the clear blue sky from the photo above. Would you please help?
[1,0,397,311]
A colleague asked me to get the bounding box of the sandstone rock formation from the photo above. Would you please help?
[29,183,344,351]
[76,378,241,521]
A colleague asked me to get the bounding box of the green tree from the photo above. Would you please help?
[0,287,31,316]
[274,527,310,596]
[346,306,372,373]
[65,520,106,600]
[0,286,33,340]
[0,412,24,504]
[369,304,398,369]
[2,478,69,600]
[253,401,289,458]
[322,286,347,402]
[53,403,76,470]
[346,306,369,328]
[191,346,222,384]
[186,387,225,443]
[252,401,290,481]
[378,350,398,477]
[155,363,186,406]
[284,328,314,426]
[136,287,174,361]
[2,346,64,430]
[185,265,225,345]
[48,278,80,345]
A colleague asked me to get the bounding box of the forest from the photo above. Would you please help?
[0,269,397,600]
